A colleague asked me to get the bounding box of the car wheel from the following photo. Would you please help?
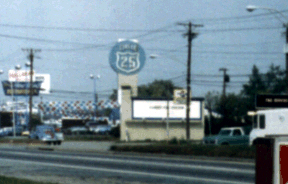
[57,141,62,145]
[47,141,51,145]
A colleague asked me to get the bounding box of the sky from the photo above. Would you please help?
[0,0,287,103]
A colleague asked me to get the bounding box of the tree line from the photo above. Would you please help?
[206,64,286,134]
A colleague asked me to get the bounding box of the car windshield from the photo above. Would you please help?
[219,130,231,135]
[44,128,53,134]
[88,123,98,126]
[98,125,108,128]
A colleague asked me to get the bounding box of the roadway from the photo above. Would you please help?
[0,146,255,184]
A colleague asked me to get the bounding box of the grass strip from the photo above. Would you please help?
[0,175,57,184]
[110,144,256,159]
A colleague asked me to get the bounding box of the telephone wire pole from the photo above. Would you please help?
[178,22,203,140]
[22,48,41,131]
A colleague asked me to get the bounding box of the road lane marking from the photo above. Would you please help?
[0,150,255,174]
[0,158,254,184]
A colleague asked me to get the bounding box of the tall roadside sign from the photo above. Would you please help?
[109,39,146,104]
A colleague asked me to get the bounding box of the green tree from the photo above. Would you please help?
[138,79,179,98]
[109,89,117,101]
[216,93,247,125]
[109,79,180,100]
[206,64,285,133]
[264,64,286,94]
[241,64,286,111]
[241,65,266,111]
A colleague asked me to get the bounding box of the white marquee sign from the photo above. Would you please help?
[132,99,202,120]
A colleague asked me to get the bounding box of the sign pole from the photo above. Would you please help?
[11,82,16,137]
[166,98,170,140]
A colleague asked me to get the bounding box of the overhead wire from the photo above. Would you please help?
[0,10,285,97]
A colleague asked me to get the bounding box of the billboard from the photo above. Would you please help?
[2,80,43,96]
[132,99,202,120]
[34,74,51,94]
[8,70,50,94]
[8,70,35,82]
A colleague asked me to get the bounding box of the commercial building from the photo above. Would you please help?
[120,86,205,141]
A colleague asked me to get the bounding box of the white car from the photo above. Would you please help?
[29,125,63,145]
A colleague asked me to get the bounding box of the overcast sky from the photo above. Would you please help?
[0,0,287,103]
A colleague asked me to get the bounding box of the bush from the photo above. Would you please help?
[168,137,178,144]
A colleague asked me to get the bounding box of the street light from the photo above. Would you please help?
[90,74,100,121]
[12,65,21,137]
[149,54,171,140]
[246,5,288,87]
[246,5,288,24]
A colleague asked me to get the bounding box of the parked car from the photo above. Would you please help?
[21,130,30,136]
[0,128,8,137]
[29,125,63,145]
[85,121,100,133]
[92,125,111,135]
[0,127,23,136]
[203,127,249,146]
[67,126,88,135]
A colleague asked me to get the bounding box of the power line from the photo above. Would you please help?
[0,23,181,33]
[0,33,102,46]
[201,26,282,33]
[188,9,288,23]
[194,42,281,48]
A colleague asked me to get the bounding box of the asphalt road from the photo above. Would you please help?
[0,145,255,184]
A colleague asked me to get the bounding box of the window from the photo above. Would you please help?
[253,115,258,128]
[260,115,265,129]
[233,129,242,136]
[219,130,231,135]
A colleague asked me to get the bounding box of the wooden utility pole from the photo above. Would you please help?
[219,68,228,98]
[178,22,203,140]
[286,26,288,92]
[22,48,41,131]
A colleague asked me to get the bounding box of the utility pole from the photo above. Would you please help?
[219,68,228,98]
[22,48,41,131]
[178,22,203,140]
[219,68,229,124]
[286,26,288,90]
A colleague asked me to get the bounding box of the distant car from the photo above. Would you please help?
[92,125,111,135]
[85,121,100,132]
[0,128,8,137]
[29,125,63,145]
[21,131,30,136]
[0,127,23,136]
[68,126,88,135]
